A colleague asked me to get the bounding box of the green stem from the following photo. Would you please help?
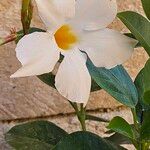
[131,108,139,131]
[69,102,86,131]
[131,109,150,150]
[78,104,86,131]
[131,108,143,150]
[85,114,110,123]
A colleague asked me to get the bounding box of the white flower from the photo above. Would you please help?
[11,0,137,106]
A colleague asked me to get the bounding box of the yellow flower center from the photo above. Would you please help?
[54,25,78,50]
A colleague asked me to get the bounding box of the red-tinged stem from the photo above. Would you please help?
[0,28,17,46]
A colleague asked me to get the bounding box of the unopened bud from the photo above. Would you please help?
[0,28,17,46]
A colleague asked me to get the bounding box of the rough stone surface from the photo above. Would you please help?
[0,1,147,150]
[0,0,148,121]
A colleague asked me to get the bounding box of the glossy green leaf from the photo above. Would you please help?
[38,73,56,88]
[5,120,68,150]
[135,59,150,105]
[118,11,150,56]
[53,131,121,150]
[87,59,138,108]
[105,133,131,145]
[108,117,134,139]
[142,59,150,104]
[140,110,150,142]
[124,33,141,48]
[141,0,150,20]
[134,67,150,123]
[91,79,101,91]
[135,69,145,109]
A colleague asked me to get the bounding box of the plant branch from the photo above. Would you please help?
[85,114,110,123]
[69,101,86,131]
[79,104,86,131]
[0,28,17,46]
[131,108,144,150]
[131,108,139,131]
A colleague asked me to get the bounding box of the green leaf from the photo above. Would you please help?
[135,59,150,105]
[141,0,150,20]
[16,27,45,43]
[53,131,122,150]
[91,79,101,91]
[142,59,150,104]
[38,73,56,88]
[124,33,141,48]
[134,68,150,123]
[140,110,150,142]
[105,133,131,145]
[87,59,138,108]
[108,117,134,139]
[118,11,150,56]
[5,120,68,150]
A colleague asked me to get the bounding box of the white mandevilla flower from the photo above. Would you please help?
[11,0,137,106]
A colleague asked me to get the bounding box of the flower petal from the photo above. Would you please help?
[79,28,138,69]
[53,0,75,19]
[55,49,91,105]
[69,0,117,31]
[35,0,75,29]
[11,32,60,77]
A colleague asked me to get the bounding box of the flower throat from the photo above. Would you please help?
[54,25,78,50]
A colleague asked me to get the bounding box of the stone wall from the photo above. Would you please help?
[0,0,148,121]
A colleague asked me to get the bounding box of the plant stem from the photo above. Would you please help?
[69,101,86,131]
[142,142,150,150]
[131,108,146,150]
[131,108,139,131]
[85,114,110,123]
[78,104,86,131]
[0,28,17,46]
